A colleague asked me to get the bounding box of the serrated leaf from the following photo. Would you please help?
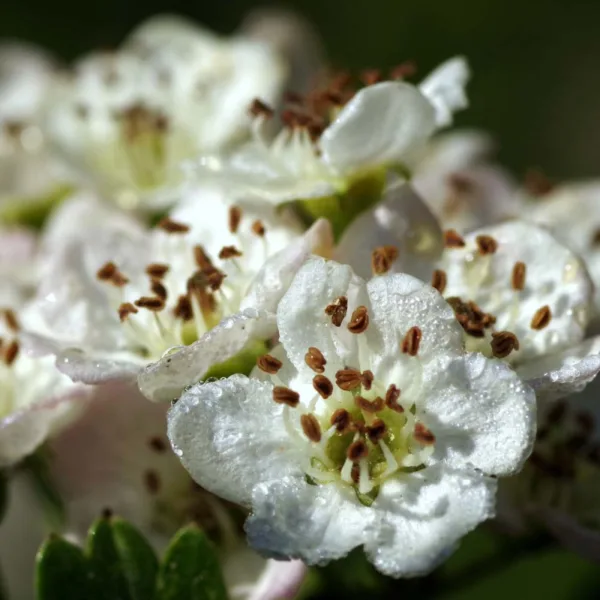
[35,535,91,600]
[157,524,229,600]
[110,517,159,600]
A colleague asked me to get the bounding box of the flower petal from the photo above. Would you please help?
[168,375,300,507]
[239,556,307,600]
[56,349,141,385]
[320,81,436,175]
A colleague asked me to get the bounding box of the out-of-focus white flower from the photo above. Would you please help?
[188,58,468,206]
[48,380,306,599]
[23,191,332,399]
[436,221,600,400]
[168,257,535,577]
[43,16,287,211]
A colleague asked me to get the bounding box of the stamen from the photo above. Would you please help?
[96,261,117,281]
[228,206,242,234]
[401,326,422,356]
[144,469,161,494]
[361,370,374,390]
[173,295,193,321]
[476,235,498,255]
[300,414,322,442]
[218,246,243,260]
[272,386,300,408]
[447,173,475,194]
[305,347,326,373]
[347,306,369,334]
[347,440,369,461]
[367,419,387,443]
[447,297,496,338]
[118,302,139,322]
[134,296,165,312]
[351,463,360,484]
[335,368,362,391]
[355,395,384,413]
[324,296,348,327]
[511,261,527,291]
[157,218,190,234]
[251,220,266,237]
[531,305,552,330]
[390,61,417,79]
[491,331,520,358]
[331,408,352,433]
[385,384,403,412]
[257,354,283,374]
[151,280,168,300]
[193,245,213,270]
[413,423,436,445]
[145,263,170,279]
[313,375,333,398]
[524,168,555,197]
[3,340,19,365]
[431,269,447,294]
[249,98,275,119]
[2,309,19,332]
[360,69,383,85]
[444,229,466,248]
[371,245,399,275]
[148,436,167,453]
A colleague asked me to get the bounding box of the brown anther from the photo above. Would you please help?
[97,261,117,281]
[313,375,334,399]
[249,98,274,119]
[251,220,266,237]
[157,217,190,234]
[491,331,520,359]
[413,423,436,445]
[284,90,304,104]
[367,419,388,443]
[2,309,19,332]
[511,261,527,291]
[351,463,360,484]
[335,368,363,391]
[148,436,167,453]
[531,305,552,330]
[305,347,326,373]
[218,245,243,260]
[173,294,193,321]
[361,370,374,390]
[347,306,369,334]
[476,235,498,255]
[134,296,165,311]
[385,384,403,412]
[401,326,422,356]
[371,245,399,275]
[272,386,300,408]
[447,173,475,194]
[330,408,351,433]
[431,269,447,294]
[444,229,466,248]
[360,69,383,85]
[325,296,348,327]
[347,440,369,462]
[300,414,322,443]
[151,280,168,300]
[3,340,19,365]
[193,245,213,270]
[256,354,283,374]
[118,302,139,322]
[228,206,242,234]
[447,297,497,338]
[524,168,555,197]
[145,263,169,279]
[144,469,161,494]
[111,271,130,287]
[390,61,417,80]
[355,395,385,414]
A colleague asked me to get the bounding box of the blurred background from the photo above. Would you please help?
[1,0,599,181]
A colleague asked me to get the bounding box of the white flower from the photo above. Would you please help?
[48,380,306,599]
[23,191,332,398]
[43,17,286,211]
[168,257,535,577]
[189,58,469,205]
[436,220,600,400]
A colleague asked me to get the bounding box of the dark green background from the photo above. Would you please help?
[2,0,600,181]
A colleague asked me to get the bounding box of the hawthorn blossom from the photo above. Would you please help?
[43,16,286,211]
[189,58,469,206]
[168,257,536,577]
[434,221,600,400]
[23,191,332,398]
[48,380,305,599]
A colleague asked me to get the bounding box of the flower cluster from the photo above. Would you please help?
[2,9,600,599]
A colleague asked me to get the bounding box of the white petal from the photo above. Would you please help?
[440,220,594,363]
[423,352,536,476]
[320,82,436,175]
[364,467,495,577]
[419,57,470,128]
[139,309,277,403]
[243,557,307,600]
[516,336,600,402]
[56,348,141,385]
[335,181,443,282]
[168,375,300,506]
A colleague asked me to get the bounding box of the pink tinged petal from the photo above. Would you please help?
[335,182,443,282]
[139,309,277,403]
[246,559,307,600]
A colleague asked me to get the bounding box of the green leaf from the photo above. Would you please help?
[36,535,91,600]
[110,517,159,600]
[157,524,229,600]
